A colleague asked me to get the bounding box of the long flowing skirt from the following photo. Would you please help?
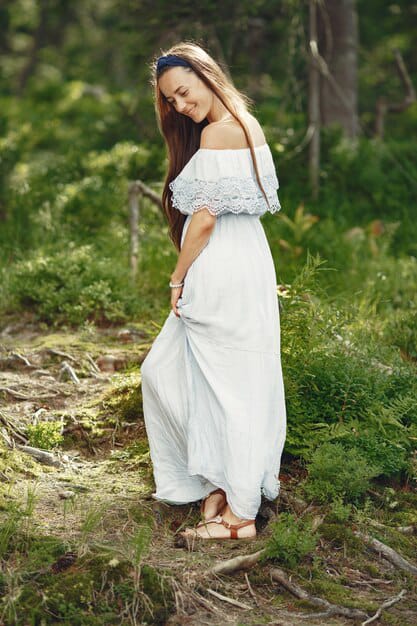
[140,213,286,519]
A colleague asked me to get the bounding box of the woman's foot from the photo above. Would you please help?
[200,488,227,521]
[181,504,256,541]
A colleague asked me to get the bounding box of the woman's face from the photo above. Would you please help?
[158,66,212,123]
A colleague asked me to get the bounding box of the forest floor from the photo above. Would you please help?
[0,319,416,625]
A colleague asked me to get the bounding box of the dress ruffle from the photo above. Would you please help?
[169,173,281,216]
[168,144,282,217]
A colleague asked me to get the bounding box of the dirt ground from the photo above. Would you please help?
[1,321,416,625]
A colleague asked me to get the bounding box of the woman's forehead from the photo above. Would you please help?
[159,67,193,96]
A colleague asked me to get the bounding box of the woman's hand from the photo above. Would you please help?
[171,285,184,318]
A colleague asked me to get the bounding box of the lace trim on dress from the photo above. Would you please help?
[169,173,282,217]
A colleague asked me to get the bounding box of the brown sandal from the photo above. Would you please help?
[180,514,256,543]
[200,488,227,520]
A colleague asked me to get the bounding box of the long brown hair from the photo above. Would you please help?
[149,41,271,252]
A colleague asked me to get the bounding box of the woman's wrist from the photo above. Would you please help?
[170,271,185,284]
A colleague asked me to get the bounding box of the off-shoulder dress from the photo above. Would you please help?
[140,143,287,520]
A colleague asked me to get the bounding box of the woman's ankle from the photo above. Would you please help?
[222,504,249,525]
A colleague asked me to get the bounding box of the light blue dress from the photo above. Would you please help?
[140,143,287,520]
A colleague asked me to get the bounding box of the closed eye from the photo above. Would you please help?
[167,90,188,104]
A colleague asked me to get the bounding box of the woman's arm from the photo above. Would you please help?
[170,208,216,317]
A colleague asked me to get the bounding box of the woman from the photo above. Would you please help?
[140,42,287,543]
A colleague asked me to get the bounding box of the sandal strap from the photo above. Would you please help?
[220,517,255,539]
[185,515,255,539]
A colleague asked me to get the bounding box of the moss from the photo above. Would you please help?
[320,522,363,550]
[98,371,143,423]
[304,572,357,606]
[361,562,382,578]
[140,564,175,625]
[1,548,172,625]
[0,441,42,480]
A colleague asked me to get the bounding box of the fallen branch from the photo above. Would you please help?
[270,567,368,620]
[191,590,221,614]
[362,589,407,625]
[211,549,265,575]
[205,587,252,610]
[354,529,417,575]
[16,444,63,467]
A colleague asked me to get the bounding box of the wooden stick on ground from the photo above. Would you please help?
[205,588,252,610]
[211,549,266,575]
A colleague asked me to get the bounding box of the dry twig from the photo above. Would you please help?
[205,587,252,610]
[244,572,259,606]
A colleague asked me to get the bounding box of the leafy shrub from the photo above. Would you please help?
[279,254,417,479]
[302,442,381,504]
[26,421,64,450]
[326,496,352,523]
[5,243,137,325]
[262,512,318,568]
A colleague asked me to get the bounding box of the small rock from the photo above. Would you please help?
[117,329,134,343]
[96,354,127,373]
[58,490,76,500]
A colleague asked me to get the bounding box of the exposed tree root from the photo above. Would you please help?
[270,567,368,621]
[0,385,61,400]
[0,411,28,444]
[16,444,63,467]
[211,549,266,575]
[353,529,417,575]
[362,588,407,625]
[59,361,80,384]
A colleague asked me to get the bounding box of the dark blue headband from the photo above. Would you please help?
[156,54,192,76]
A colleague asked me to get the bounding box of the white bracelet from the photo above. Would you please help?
[169,280,184,288]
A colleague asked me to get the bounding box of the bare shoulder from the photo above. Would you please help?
[200,112,266,149]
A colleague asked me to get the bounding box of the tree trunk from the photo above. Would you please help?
[309,0,321,199]
[318,0,359,138]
